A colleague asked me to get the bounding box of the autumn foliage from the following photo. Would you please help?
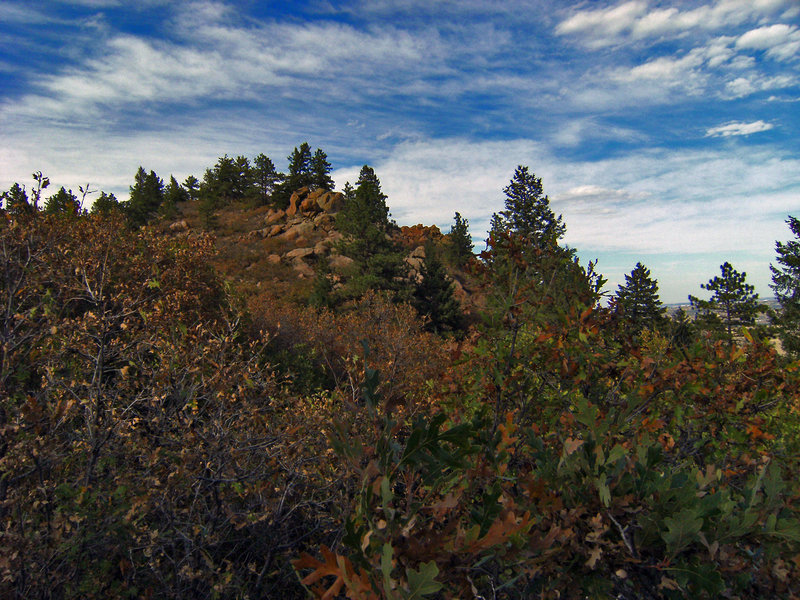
[1,204,800,600]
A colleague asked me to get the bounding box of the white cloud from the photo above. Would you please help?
[736,24,800,61]
[556,0,796,46]
[555,1,648,46]
[705,120,775,137]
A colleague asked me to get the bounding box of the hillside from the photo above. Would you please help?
[157,186,482,312]
[2,167,800,600]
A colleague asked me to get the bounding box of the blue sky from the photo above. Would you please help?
[1,0,799,303]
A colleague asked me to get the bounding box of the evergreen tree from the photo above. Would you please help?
[90,191,120,216]
[485,166,602,314]
[308,256,335,309]
[126,167,164,226]
[495,166,565,249]
[669,306,695,348]
[252,153,282,205]
[614,262,667,334]
[183,175,200,201]
[161,175,188,219]
[286,142,313,190]
[336,165,406,299]
[233,155,254,201]
[689,261,761,344]
[770,215,800,355]
[203,155,238,204]
[412,243,465,335]
[311,148,334,191]
[447,211,473,267]
[44,187,81,216]
[272,142,313,207]
[1,183,32,216]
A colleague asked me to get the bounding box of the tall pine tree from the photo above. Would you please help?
[126,167,164,226]
[614,262,667,334]
[311,148,334,191]
[335,165,406,300]
[447,212,473,267]
[412,243,465,336]
[690,261,761,345]
[770,215,800,355]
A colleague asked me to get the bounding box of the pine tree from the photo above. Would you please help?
[233,155,254,201]
[44,187,81,216]
[311,148,334,191]
[495,166,565,249]
[485,166,602,313]
[614,262,667,334]
[252,154,282,205]
[90,191,120,216]
[309,256,335,309]
[126,167,164,226]
[286,142,313,190]
[1,183,32,216]
[336,165,406,299]
[689,261,761,344]
[183,175,200,201]
[161,175,188,219]
[447,212,473,267]
[412,244,465,335]
[770,215,800,355]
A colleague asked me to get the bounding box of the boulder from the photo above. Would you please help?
[285,247,315,260]
[406,256,424,272]
[267,224,283,237]
[325,230,344,245]
[313,212,334,228]
[279,220,315,242]
[265,209,285,225]
[317,191,345,213]
[169,220,189,232]
[300,194,320,213]
[286,187,310,217]
[266,254,282,265]
[329,255,355,272]
[314,240,330,255]
[291,260,315,278]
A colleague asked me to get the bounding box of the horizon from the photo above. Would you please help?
[2,1,798,304]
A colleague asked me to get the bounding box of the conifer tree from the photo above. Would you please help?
[183,175,200,201]
[311,148,334,191]
[252,154,282,205]
[614,262,667,334]
[770,215,800,355]
[286,142,313,190]
[1,183,32,215]
[447,212,473,267]
[233,155,254,201]
[336,165,406,299]
[161,175,188,219]
[90,191,120,216]
[309,256,335,309]
[495,165,565,249]
[44,186,81,216]
[690,261,761,344]
[412,243,465,335]
[126,167,164,226]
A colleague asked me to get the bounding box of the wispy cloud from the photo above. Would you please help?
[705,120,775,136]
[556,0,797,47]
[736,24,800,61]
